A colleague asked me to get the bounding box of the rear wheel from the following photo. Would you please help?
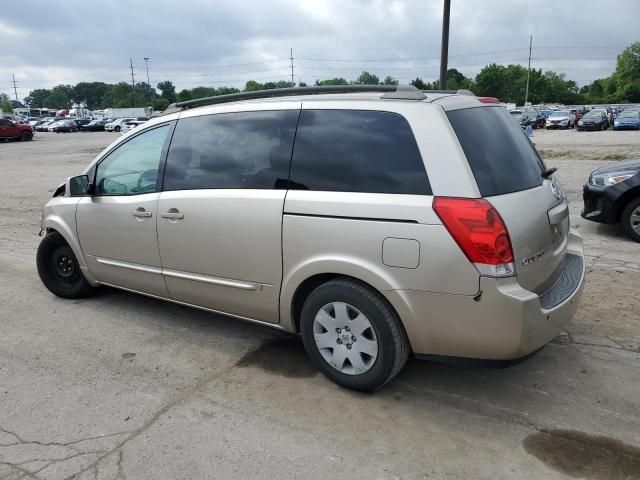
[300,278,410,391]
[621,197,640,242]
[114,126,121,132]
[37,232,94,298]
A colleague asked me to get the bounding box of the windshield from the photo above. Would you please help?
[621,111,639,118]
[584,111,601,118]
[551,111,569,117]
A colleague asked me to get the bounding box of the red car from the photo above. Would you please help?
[0,118,34,141]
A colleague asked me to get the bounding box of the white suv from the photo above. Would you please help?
[105,118,136,132]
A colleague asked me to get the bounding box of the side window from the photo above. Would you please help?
[0,119,12,127]
[290,110,431,195]
[95,124,169,195]
[163,110,298,191]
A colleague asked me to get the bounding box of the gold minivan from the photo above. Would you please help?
[37,85,585,391]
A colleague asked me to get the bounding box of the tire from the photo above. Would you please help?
[114,126,121,132]
[299,278,410,391]
[36,232,94,298]
[621,197,640,243]
[20,131,33,141]
[600,123,604,131]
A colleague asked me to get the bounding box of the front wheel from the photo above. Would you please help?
[621,197,640,242]
[37,232,94,298]
[114,126,121,132]
[20,131,33,141]
[300,278,410,391]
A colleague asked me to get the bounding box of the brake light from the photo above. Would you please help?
[433,197,515,277]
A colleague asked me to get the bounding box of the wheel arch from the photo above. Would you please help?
[42,215,98,286]
[281,262,415,351]
[614,185,640,222]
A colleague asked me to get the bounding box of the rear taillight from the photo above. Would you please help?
[433,197,515,277]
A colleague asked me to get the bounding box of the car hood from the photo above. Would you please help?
[549,116,569,121]
[592,159,640,174]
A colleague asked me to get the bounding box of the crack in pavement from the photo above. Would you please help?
[0,428,133,451]
[63,362,242,480]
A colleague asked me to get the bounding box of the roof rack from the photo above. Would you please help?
[163,84,428,114]
[421,89,475,96]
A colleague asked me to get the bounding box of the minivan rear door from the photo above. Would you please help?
[447,106,568,293]
[156,108,300,324]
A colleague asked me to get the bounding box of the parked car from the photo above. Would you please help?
[613,110,640,130]
[523,108,546,128]
[121,120,147,133]
[36,118,62,132]
[583,159,640,242]
[79,119,108,132]
[105,118,135,132]
[36,85,585,391]
[546,110,575,129]
[577,110,609,131]
[73,119,92,130]
[509,110,536,129]
[49,119,78,133]
[0,118,34,141]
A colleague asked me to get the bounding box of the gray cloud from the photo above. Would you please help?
[2,0,638,101]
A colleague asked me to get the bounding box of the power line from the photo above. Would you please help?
[12,74,19,102]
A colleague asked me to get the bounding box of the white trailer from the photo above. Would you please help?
[103,107,150,119]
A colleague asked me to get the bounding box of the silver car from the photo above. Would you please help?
[37,85,585,391]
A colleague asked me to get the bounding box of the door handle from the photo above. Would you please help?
[160,210,184,219]
[132,209,152,218]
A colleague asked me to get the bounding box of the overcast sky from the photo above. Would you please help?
[2,0,638,101]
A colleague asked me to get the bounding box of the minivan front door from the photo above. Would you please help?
[76,124,172,297]
[156,109,299,323]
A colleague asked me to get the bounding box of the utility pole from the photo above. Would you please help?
[12,74,18,102]
[524,35,533,106]
[144,57,151,86]
[439,0,451,90]
[290,48,295,86]
[130,57,136,107]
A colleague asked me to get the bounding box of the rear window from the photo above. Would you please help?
[447,107,544,197]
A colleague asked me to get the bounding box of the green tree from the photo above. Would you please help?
[101,82,136,108]
[244,80,263,91]
[0,93,13,113]
[410,77,435,90]
[24,88,51,107]
[315,77,348,86]
[382,76,399,86]
[353,71,380,85]
[151,97,170,111]
[72,82,109,109]
[157,81,177,103]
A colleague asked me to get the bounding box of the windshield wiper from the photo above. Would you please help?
[541,167,557,178]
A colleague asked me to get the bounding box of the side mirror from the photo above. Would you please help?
[67,175,91,196]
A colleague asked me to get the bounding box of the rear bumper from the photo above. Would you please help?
[389,230,585,360]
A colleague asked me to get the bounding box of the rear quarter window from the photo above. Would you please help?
[447,107,544,197]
